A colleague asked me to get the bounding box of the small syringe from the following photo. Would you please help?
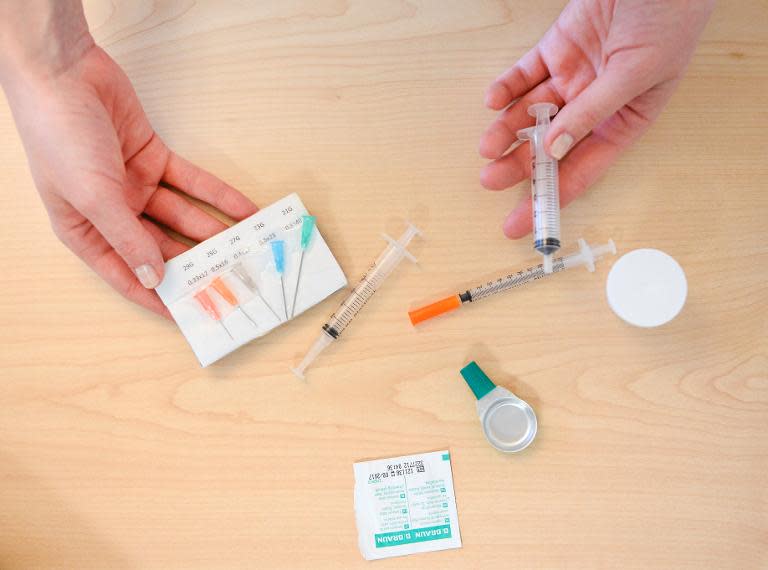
[291,223,421,379]
[408,238,616,326]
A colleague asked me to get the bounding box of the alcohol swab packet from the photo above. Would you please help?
[353,450,462,560]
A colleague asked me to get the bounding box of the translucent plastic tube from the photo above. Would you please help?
[517,102,561,273]
[291,223,421,379]
[408,238,616,326]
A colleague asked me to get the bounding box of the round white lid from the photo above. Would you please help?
[606,249,687,328]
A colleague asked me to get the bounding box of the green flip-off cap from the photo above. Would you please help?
[301,215,316,249]
[460,361,497,400]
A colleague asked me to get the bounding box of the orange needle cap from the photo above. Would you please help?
[408,295,462,325]
[211,277,238,306]
[194,290,221,321]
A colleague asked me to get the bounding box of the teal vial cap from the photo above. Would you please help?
[460,361,497,400]
[271,240,285,273]
[300,215,316,249]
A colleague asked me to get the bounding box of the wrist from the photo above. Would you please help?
[0,0,94,86]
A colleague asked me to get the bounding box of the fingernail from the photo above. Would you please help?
[134,264,160,288]
[550,133,574,160]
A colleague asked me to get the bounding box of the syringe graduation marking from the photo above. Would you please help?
[323,263,380,337]
[519,103,561,262]
[465,258,566,302]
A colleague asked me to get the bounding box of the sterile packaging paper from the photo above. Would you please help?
[155,193,347,366]
[353,450,462,560]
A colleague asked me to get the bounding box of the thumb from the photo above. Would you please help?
[546,67,646,160]
[77,193,165,289]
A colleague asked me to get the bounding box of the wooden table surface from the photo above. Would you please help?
[1,1,766,568]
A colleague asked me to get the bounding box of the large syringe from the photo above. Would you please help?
[408,238,616,326]
[518,102,561,273]
[291,223,421,379]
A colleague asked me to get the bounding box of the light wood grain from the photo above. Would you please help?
[1,1,767,568]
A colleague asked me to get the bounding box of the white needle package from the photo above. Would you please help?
[155,193,347,366]
[353,450,462,560]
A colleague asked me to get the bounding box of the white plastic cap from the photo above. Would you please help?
[606,249,687,328]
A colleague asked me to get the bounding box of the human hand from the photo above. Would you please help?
[2,14,257,318]
[479,0,714,238]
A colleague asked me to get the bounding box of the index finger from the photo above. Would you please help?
[485,46,548,110]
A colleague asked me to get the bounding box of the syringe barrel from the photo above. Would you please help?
[520,103,561,258]
[531,129,561,255]
[323,223,420,338]
[466,257,566,302]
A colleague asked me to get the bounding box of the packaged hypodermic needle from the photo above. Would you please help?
[353,450,462,560]
[155,194,347,366]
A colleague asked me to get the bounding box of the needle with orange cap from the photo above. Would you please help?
[210,277,258,327]
[194,289,235,340]
[408,238,617,326]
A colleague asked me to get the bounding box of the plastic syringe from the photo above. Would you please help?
[408,238,615,326]
[291,223,421,379]
[518,102,561,274]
